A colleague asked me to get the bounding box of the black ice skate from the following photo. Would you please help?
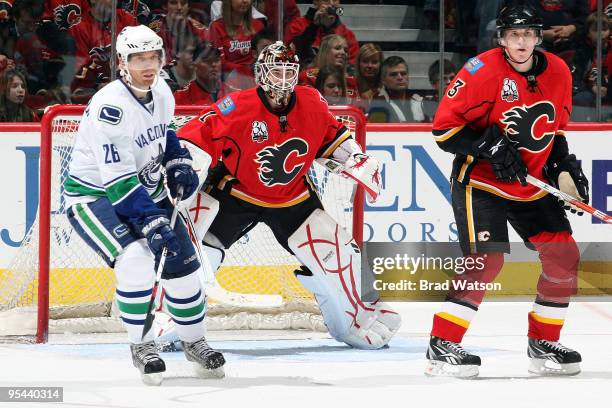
[527,338,581,376]
[425,336,481,378]
[130,341,166,385]
[182,337,226,378]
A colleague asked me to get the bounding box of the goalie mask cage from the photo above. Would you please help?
[0,104,366,343]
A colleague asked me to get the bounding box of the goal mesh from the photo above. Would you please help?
[0,105,366,342]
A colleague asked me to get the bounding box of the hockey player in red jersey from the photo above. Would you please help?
[177,41,401,349]
[425,4,589,378]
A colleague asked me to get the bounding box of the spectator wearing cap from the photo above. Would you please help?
[422,59,457,121]
[173,40,227,105]
[285,0,358,68]
[368,56,425,123]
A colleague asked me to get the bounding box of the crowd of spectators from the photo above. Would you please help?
[0,0,611,123]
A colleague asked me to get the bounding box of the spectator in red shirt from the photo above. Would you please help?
[148,0,208,65]
[69,0,137,100]
[299,34,359,100]
[208,0,264,86]
[0,68,38,122]
[174,41,227,105]
[285,0,358,67]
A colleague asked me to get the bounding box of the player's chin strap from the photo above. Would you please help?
[288,209,401,349]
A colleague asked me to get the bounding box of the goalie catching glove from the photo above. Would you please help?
[319,138,382,203]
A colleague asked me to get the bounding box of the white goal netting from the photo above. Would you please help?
[0,105,366,341]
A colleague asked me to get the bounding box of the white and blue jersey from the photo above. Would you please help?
[64,78,175,213]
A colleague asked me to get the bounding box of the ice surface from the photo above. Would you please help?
[2,301,611,408]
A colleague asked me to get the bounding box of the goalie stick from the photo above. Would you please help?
[526,174,612,224]
[181,208,284,309]
[141,187,184,341]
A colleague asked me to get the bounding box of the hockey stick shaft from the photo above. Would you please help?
[141,187,184,341]
[525,174,612,224]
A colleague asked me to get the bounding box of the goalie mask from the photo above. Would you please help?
[255,41,299,107]
[116,25,165,92]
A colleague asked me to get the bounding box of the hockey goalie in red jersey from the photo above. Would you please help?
[177,41,401,349]
[425,4,589,378]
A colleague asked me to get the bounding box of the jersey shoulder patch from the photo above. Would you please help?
[98,105,123,125]
[464,56,485,75]
[217,95,236,116]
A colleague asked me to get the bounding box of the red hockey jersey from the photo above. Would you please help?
[208,18,265,77]
[44,0,88,30]
[178,85,351,207]
[433,47,572,201]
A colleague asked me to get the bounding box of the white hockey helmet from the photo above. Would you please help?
[255,41,299,106]
[116,25,165,91]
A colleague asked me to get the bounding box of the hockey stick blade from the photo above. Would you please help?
[526,175,612,224]
[141,187,184,341]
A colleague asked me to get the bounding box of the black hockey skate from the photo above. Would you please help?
[130,341,166,385]
[527,338,581,376]
[182,337,226,378]
[425,336,481,378]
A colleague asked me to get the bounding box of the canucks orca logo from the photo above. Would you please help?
[53,4,82,30]
[500,101,556,153]
[255,138,309,187]
[138,149,164,189]
[98,105,122,125]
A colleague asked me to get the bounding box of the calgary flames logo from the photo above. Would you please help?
[254,138,309,187]
[500,101,556,153]
[53,4,82,30]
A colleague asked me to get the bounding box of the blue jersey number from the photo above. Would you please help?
[103,144,121,163]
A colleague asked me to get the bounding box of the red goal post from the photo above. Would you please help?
[32,104,367,343]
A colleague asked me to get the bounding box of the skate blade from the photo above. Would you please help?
[141,372,163,386]
[425,359,479,379]
[193,362,225,379]
[528,359,581,376]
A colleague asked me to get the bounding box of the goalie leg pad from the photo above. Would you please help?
[288,209,401,349]
[184,191,220,242]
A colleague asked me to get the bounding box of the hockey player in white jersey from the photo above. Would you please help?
[63,25,224,385]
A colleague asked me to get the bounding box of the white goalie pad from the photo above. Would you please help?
[288,209,401,349]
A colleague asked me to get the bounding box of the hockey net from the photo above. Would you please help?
[0,104,366,343]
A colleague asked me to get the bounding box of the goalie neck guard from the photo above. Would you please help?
[254,41,300,108]
[116,25,166,93]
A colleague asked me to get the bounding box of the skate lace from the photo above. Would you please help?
[188,338,216,357]
[539,340,572,354]
[441,340,467,356]
[134,342,160,364]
